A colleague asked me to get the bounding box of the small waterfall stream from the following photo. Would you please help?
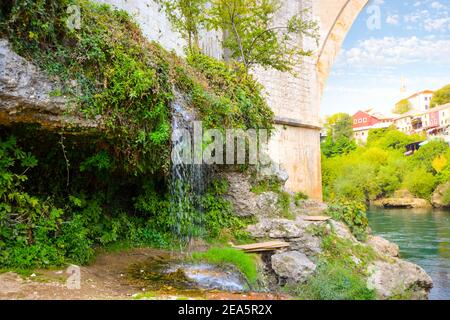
[169,90,212,244]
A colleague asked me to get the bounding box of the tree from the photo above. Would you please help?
[431,84,450,108]
[392,99,411,114]
[158,0,207,51]
[321,113,356,158]
[325,113,354,141]
[206,0,319,73]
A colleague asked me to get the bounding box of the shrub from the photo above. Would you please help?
[191,247,258,284]
[290,234,376,300]
[326,200,369,241]
[412,140,449,173]
[294,259,375,300]
[333,162,380,202]
[403,167,437,199]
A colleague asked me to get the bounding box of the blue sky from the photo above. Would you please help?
[320,0,450,117]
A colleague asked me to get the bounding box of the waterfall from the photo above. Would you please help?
[169,90,212,244]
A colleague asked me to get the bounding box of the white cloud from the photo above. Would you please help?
[424,17,450,31]
[431,1,445,10]
[386,14,400,25]
[336,36,450,67]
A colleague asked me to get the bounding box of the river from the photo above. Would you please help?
[367,207,450,300]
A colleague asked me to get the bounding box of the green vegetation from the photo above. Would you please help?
[250,179,300,219]
[0,0,273,269]
[289,233,377,300]
[393,99,412,115]
[191,247,258,284]
[431,84,450,108]
[326,201,369,241]
[322,123,450,202]
[160,0,319,73]
[158,0,207,51]
[0,0,274,175]
[321,113,356,158]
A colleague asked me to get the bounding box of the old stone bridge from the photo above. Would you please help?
[0,0,369,199]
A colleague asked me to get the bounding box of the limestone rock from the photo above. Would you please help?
[271,251,316,283]
[371,197,431,209]
[431,182,450,208]
[222,172,257,217]
[256,161,289,185]
[247,218,323,257]
[255,192,282,217]
[291,199,328,216]
[247,218,303,238]
[327,220,357,242]
[366,236,399,258]
[0,38,97,129]
[367,259,433,300]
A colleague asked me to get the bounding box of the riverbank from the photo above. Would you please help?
[367,207,450,300]
[0,248,287,300]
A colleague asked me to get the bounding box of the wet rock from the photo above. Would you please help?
[0,38,97,129]
[168,264,247,292]
[431,182,450,208]
[366,235,399,258]
[271,251,316,283]
[367,259,433,300]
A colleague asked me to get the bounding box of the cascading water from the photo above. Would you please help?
[169,90,212,244]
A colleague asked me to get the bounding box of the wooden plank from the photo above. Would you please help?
[303,216,331,222]
[231,241,290,252]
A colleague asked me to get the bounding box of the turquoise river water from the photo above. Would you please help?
[367,207,450,300]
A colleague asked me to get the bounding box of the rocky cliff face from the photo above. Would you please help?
[0,39,97,130]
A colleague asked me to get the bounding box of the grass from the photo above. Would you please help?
[191,247,258,285]
[292,259,376,300]
[285,232,378,300]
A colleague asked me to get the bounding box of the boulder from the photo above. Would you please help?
[291,199,328,216]
[0,38,97,130]
[247,218,323,257]
[327,220,357,242]
[367,259,433,300]
[255,192,282,217]
[271,251,316,283]
[247,218,303,239]
[256,161,289,185]
[431,182,450,208]
[371,197,431,209]
[222,171,258,217]
[366,235,399,258]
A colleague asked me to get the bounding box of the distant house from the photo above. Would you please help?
[394,109,420,134]
[393,103,450,136]
[397,90,434,112]
[352,109,393,143]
